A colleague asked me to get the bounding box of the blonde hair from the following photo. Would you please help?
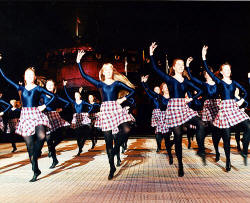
[10,99,17,108]
[99,63,135,99]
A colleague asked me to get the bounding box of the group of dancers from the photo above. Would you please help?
[0,43,249,182]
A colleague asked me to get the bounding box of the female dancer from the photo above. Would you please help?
[40,79,70,168]
[6,99,21,152]
[63,81,93,156]
[186,57,221,161]
[150,42,206,177]
[141,75,173,164]
[0,67,55,182]
[202,45,250,169]
[87,93,101,149]
[77,50,135,180]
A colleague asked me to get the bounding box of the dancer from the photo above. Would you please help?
[0,98,12,140]
[0,67,55,182]
[85,92,101,149]
[63,81,93,156]
[6,99,21,152]
[77,50,135,180]
[141,75,174,164]
[202,45,250,168]
[40,79,70,168]
[150,42,206,177]
[186,57,221,161]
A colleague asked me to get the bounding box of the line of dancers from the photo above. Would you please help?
[0,44,249,182]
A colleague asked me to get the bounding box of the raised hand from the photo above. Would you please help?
[149,42,158,56]
[63,80,67,86]
[186,57,194,67]
[248,72,250,78]
[202,45,208,60]
[144,75,149,82]
[76,50,86,63]
[141,76,145,82]
[79,87,83,93]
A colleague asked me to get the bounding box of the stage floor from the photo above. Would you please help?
[0,137,249,202]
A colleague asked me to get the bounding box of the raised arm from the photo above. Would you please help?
[76,50,101,87]
[0,100,11,113]
[186,57,203,86]
[149,42,171,83]
[63,81,74,103]
[248,73,250,85]
[202,46,221,84]
[185,79,203,100]
[0,68,20,90]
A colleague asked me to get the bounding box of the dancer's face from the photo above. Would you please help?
[173,60,184,74]
[204,72,213,81]
[154,87,160,94]
[162,84,169,95]
[46,81,55,92]
[75,92,81,100]
[220,65,231,78]
[88,95,94,103]
[24,69,35,84]
[10,100,16,107]
[102,66,113,80]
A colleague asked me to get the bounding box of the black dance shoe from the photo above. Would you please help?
[241,152,248,166]
[29,170,41,182]
[197,151,206,166]
[49,159,59,169]
[178,166,184,177]
[12,146,17,153]
[116,159,121,167]
[108,167,116,180]
[48,151,52,158]
[76,149,82,156]
[215,153,220,162]
[226,161,231,172]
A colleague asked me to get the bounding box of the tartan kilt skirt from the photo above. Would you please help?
[45,111,70,134]
[213,99,250,128]
[71,112,91,129]
[151,109,161,127]
[155,110,169,134]
[6,118,19,133]
[166,98,198,128]
[94,101,135,134]
[201,99,220,122]
[16,107,51,137]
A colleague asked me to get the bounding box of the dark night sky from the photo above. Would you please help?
[0,1,250,85]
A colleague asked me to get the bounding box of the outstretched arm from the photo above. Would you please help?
[0,100,11,113]
[56,95,70,108]
[76,50,101,87]
[0,68,20,90]
[186,57,203,86]
[149,42,171,83]
[235,81,248,101]
[40,87,56,107]
[248,73,250,85]
[63,81,74,103]
[202,46,221,84]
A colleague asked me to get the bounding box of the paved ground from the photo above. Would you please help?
[0,136,249,203]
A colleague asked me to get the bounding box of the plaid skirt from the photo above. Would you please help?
[45,111,70,134]
[155,110,169,133]
[213,99,250,128]
[16,107,51,137]
[151,109,161,127]
[201,99,220,122]
[166,98,198,128]
[0,117,4,132]
[94,101,135,134]
[71,112,91,129]
[6,118,19,133]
